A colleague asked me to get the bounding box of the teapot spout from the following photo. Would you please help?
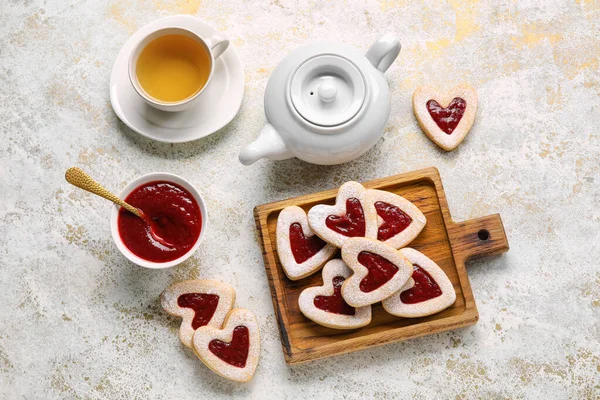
[239,123,293,165]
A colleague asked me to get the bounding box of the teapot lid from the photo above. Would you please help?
[289,55,365,127]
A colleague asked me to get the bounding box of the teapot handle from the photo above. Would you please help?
[365,34,401,73]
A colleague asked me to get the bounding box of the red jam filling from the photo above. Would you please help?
[208,326,250,368]
[289,223,327,264]
[118,181,202,263]
[375,201,413,241]
[313,276,356,316]
[325,198,366,237]
[400,264,442,304]
[426,97,467,134]
[357,251,399,293]
[177,293,220,330]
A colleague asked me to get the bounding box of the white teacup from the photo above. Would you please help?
[128,26,229,112]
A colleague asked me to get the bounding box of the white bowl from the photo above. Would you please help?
[110,172,208,269]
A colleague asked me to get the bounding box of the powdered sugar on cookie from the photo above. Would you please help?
[298,259,371,329]
[340,237,412,307]
[308,181,377,248]
[382,248,456,318]
[160,280,235,348]
[192,308,260,383]
[367,189,426,249]
[413,84,478,151]
[276,206,337,280]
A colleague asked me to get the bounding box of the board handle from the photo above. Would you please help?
[449,214,509,263]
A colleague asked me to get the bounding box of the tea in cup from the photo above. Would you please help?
[129,27,229,112]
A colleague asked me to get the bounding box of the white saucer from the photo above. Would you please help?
[109,15,245,143]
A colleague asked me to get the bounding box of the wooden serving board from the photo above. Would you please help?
[254,167,509,364]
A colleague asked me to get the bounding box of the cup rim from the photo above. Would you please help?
[127,26,215,108]
[110,172,208,269]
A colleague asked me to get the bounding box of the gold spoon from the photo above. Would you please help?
[65,167,173,247]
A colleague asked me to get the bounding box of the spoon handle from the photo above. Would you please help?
[65,167,142,217]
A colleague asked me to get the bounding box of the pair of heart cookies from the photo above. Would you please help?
[277,181,455,329]
[160,280,260,382]
[413,84,478,151]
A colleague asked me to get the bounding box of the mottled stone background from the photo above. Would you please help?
[1,0,599,398]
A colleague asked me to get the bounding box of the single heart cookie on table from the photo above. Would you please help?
[413,84,478,151]
[192,308,260,382]
[160,280,235,348]
[298,259,371,329]
[308,181,378,248]
[367,189,426,249]
[382,248,456,318]
[340,237,413,307]
[276,206,337,280]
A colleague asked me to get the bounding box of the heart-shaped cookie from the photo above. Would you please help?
[160,280,235,348]
[298,259,372,329]
[367,189,426,249]
[413,84,478,151]
[308,181,378,248]
[340,237,413,307]
[276,206,337,280]
[382,248,456,318]
[192,308,260,382]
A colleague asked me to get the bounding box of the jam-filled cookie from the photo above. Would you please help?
[276,206,337,280]
[192,308,260,383]
[308,181,378,248]
[160,280,235,348]
[298,259,371,329]
[340,237,413,307]
[382,248,456,317]
[413,84,478,151]
[367,189,426,249]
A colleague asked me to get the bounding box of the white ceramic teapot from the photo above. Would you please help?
[239,34,401,166]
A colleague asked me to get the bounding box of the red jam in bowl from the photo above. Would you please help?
[118,181,202,263]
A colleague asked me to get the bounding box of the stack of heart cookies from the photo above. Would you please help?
[276,181,456,329]
[160,280,260,382]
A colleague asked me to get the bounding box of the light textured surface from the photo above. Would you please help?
[1,0,599,398]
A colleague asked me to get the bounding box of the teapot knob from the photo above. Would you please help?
[318,83,337,103]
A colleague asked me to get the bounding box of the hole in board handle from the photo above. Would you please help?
[478,229,490,241]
